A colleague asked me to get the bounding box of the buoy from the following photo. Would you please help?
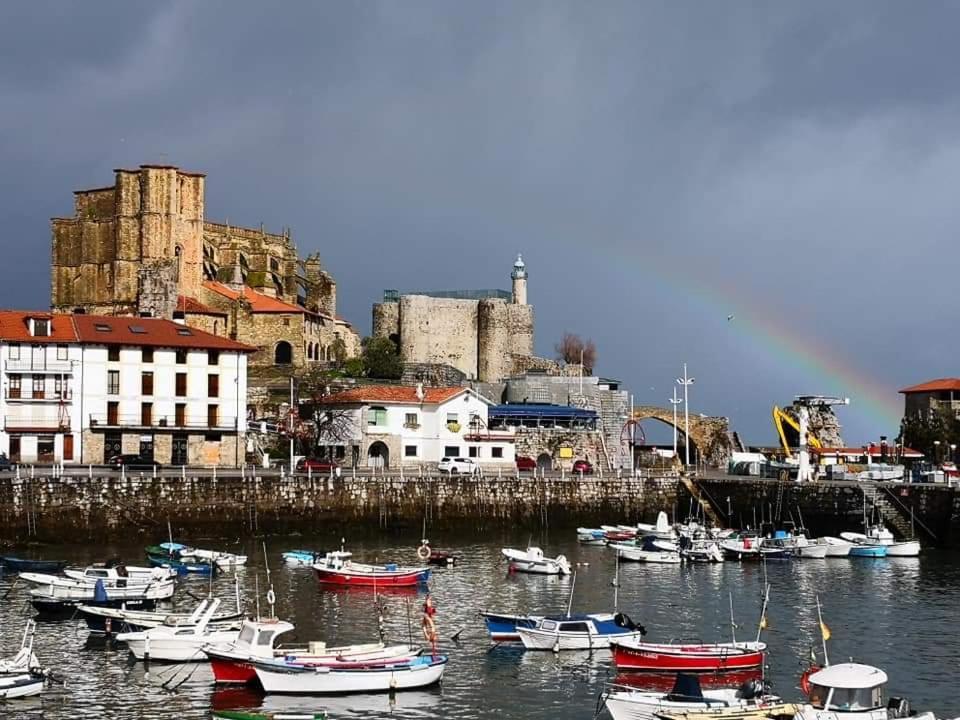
[417,543,431,560]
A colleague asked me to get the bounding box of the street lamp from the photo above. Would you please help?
[951,444,957,465]
[933,440,941,466]
[669,387,682,458]
[676,363,695,467]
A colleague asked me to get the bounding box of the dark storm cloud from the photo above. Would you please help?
[2,1,958,442]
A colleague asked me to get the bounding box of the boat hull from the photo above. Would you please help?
[253,656,447,694]
[796,544,828,559]
[848,545,887,558]
[518,627,643,651]
[0,673,44,699]
[605,691,778,720]
[122,629,241,662]
[479,611,539,642]
[0,557,66,573]
[313,567,430,587]
[32,596,162,617]
[885,541,920,557]
[611,641,766,672]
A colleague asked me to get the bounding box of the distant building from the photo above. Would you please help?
[371,256,537,383]
[0,310,251,466]
[318,385,515,469]
[900,378,960,419]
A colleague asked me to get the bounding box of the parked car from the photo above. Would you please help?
[108,454,162,469]
[515,456,537,471]
[437,457,479,475]
[296,457,338,473]
[0,453,11,471]
[572,459,593,474]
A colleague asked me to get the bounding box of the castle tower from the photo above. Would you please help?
[511,254,527,305]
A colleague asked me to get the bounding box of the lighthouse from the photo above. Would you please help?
[511,254,527,305]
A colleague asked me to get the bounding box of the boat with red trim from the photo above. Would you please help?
[313,555,430,587]
[611,638,766,672]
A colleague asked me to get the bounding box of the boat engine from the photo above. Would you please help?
[613,612,647,635]
[887,697,911,718]
[736,679,765,700]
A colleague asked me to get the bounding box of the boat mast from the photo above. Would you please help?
[566,571,577,618]
[755,583,770,643]
[262,542,275,619]
[613,549,620,612]
[729,593,737,644]
[816,594,830,666]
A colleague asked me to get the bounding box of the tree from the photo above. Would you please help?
[330,336,348,367]
[898,408,960,462]
[363,336,403,380]
[555,332,597,374]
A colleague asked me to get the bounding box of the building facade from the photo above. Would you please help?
[0,311,251,466]
[318,385,515,469]
[50,164,360,369]
[900,378,960,420]
[371,256,536,383]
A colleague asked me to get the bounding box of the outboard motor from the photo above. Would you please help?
[736,679,764,700]
[887,697,910,718]
[613,613,647,635]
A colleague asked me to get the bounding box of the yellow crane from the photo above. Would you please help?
[772,405,822,459]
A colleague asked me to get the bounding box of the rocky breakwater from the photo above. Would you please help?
[0,472,682,543]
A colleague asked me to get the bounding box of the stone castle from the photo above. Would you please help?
[50,164,360,368]
[371,256,541,383]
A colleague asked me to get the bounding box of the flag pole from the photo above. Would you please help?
[816,594,830,666]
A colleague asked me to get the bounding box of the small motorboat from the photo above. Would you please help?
[577,528,608,545]
[796,662,936,720]
[604,673,780,720]
[611,543,681,564]
[678,538,724,563]
[0,673,44,700]
[0,556,66,574]
[501,547,571,575]
[0,620,40,674]
[313,555,430,587]
[655,703,798,720]
[62,563,177,585]
[840,534,889,558]
[177,545,248,569]
[78,594,244,635]
[821,537,852,557]
[611,638,766,672]
[517,612,646,651]
[791,535,828,559]
[251,653,448,694]
[29,576,176,616]
[145,543,215,575]
[283,549,352,567]
[117,598,240,662]
[478,611,541,642]
[635,511,677,541]
[864,525,921,557]
[720,534,786,560]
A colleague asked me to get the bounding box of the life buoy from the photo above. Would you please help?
[800,666,820,696]
[417,543,431,560]
[266,589,276,606]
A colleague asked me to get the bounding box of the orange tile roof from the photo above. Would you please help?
[899,378,960,394]
[72,314,255,351]
[0,311,78,343]
[819,446,924,458]
[177,295,227,316]
[203,281,314,315]
[323,385,468,405]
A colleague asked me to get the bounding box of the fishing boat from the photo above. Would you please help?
[577,528,608,545]
[839,534,888,558]
[604,674,780,720]
[0,556,66,573]
[62,564,177,585]
[313,554,430,587]
[213,712,328,720]
[864,524,921,557]
[501,547,571,575]
[796,663,936,720]
[117,598,241,662]
[0,620,40,674]
[612,640,766,672]
[678,538,724,563]
[517,612,646,651]
[820,537,852,557]
[0,673,44,700]
[251,654,448,694]
[282,549,351,566]
[720,534,787,560]
[611,542,681,564]
[78,593,244,635]
[145,543,216,575]
[29,576,176,616]
[478,611,541,642]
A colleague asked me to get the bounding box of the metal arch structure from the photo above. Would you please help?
[619,418,647,470]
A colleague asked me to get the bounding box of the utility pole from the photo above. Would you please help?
[670,387,682,458]
[676,364,695,467]
[579,347,584,395]
[289,376,295,472]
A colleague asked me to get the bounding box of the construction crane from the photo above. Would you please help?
[788,395,850,482]
[772,406,823,459]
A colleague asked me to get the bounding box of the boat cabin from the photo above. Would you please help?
[234,619,294,657]
[807,663,887,713]
[534,613,624,636]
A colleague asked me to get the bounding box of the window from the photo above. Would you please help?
[107,370,120,395]
[94,323,111,333]
[33,319,49,337]
[107,401,119,425]
[405,445,418,457]
[177,328,192,336]
[270,258,280,272]
[142,347,154,363]
[175,373,187,397]
[492,447,504,459]
[8,375,21,399]
[283,318,290,326]
[205,432,222,442]
[108,346,120,362]
[404,412,419,428]
[56,344,68,360]
[207,404,219,427]
[444,446,459,457]
[175,349,187,364]
[54,376,69,399]
[8,343,19,360]
[207,374,219,398]
[141,372,154,396]
[208,350,220,365]
[175,403,186,426]
[468,446,479,458]
[446,413,459,424]
[367,406,387,426]
[141,402,153,426]
[32,375,44,399]
[129,325,147,334]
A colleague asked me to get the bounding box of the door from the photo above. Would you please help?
[172,434,188,465]
[139,436,154,461]
[104,432,122,463]
[31,345,44,370]
[63,434,74,461]
[9,437,20,462]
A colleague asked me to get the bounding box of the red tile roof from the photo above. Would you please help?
[204,281,318,315]
[819,446,924,458]
[71,314,254,351]
[323,385,468,405]
[0,311,78,343]
[899,378,960,394]
[177,295,227,316]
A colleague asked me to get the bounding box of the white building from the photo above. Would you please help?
[318,385,515,469]
[0,311,252,466]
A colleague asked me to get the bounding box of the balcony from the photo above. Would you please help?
[88,413,238,431]
[6,390,73,402]
[6,359,74,373]
[5,416,70,431]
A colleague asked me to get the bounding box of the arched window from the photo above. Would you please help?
[306,343,313,361]
[174,245,183,281]
[274,341,292,365]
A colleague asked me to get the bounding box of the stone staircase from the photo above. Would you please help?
[862,484,935,541]
[680,475,724,526]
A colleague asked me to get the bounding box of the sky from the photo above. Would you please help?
[1,1,957,445]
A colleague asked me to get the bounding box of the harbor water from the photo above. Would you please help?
[0,531,958,720]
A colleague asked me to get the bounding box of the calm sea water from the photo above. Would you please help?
[1,531,958,720]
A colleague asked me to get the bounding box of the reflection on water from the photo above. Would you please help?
[0,535,958,719]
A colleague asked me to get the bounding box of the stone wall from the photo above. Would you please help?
[398,295,479,378]
[0,473,683,542]
[514,428,606,470]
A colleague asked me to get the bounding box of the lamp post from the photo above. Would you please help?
[951,444,957,465]
[934,440,941,466]
[676,364,695,467]
[669,387,682,458]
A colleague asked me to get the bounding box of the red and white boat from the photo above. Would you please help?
[611,637,766,672]
[312,555,430,587]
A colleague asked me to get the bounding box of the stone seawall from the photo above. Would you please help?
[0,474,682,543]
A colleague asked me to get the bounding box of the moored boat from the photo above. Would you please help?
[604,674,780,720]
[478,610,541,642]
[78,596,244,635]
[611,638,766,672]
[821,537,852,557]
[577,528,608,545]
[517,612,646,651]
[611,543,681,564]
[29,576,176,616]
[0,673,44,700]
[501,547,571,575]
[0,556,66,574]
[796,662,936,720]
[282,550,351,567]
[251,654,447,694]
[212,712,328,720]
[0,620,40,674]
[62,564,176,585]
[313,555,430,587]
[117,598,240,662]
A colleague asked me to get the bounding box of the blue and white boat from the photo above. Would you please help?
[479,611,542,642]
[517,612,646,651]
[577,528,607,545]
[842,534,888,558]
[282,549,352,566]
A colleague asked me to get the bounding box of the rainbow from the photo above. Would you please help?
[629,260,902,440]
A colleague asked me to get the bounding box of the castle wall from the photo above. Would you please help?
[372,302,400,341]
[478,299,511,383]
[398,296,478,379]
[507,303,534,358]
